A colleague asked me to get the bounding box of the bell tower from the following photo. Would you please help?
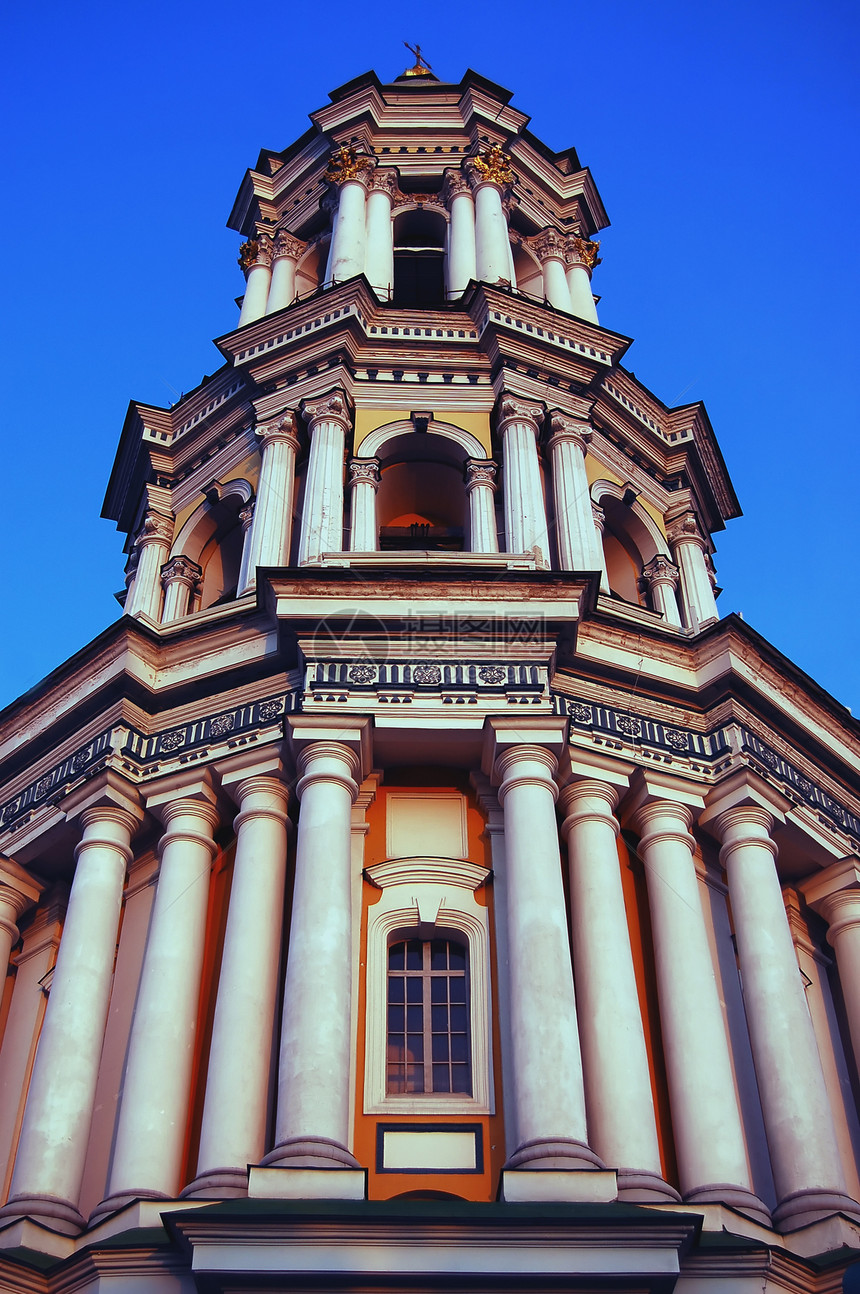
[1,64,859,1294]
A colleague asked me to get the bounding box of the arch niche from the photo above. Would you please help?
[170,479,253,613]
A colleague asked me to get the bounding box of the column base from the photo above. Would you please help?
[617,1169,682,1204]
[261,1135,361,1170]
[683,1183,772,1228]
[180,1168,249,1199]
[88,1188,169,1228]
[249,1166,366,1201]
[501,1169,618,1204]
[773,1187,860,1232]
[505,1137,605,1171]
[0,1193,85,1236]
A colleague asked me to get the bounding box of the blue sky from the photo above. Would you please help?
[1,0,858,713]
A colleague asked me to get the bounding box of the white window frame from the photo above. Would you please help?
[363,855,493,1116]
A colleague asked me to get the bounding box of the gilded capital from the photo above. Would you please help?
[465,143,515,191]
[565,235,602,271]
[324,143,377,187]
[238,234,273,273]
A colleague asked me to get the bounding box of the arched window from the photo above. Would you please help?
[387,937,471,1096]
[393,208,446,307]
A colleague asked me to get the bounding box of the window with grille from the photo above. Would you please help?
[386,937,471,1095]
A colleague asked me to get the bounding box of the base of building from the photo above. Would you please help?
[500,1168,618,1204]
[248,1166,367,1200]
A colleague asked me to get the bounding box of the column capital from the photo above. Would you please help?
[442,168,472,205]
[482,716,568,791]
[238,234,273,273]
[144,768,218,821]
[546,409,591,451]
[464,458,497,492]
[0,855,44,920]
[530,227,567,264]
[367,168,397,198]
[564,235,602,273]
[497,394,544,435]
[160,554,201,591]
[464,143,515,194]
[301,388,352,435]
[288,715,372,787]
[558,745,634,791]
[623,767,705,836]
[641,553,680,590]
[324,143,377,189]
[257,410,300,447]
[60,768,144,829]
[272,230,305,262]
[134,510,173,550]
[699,766,790,834]
[665,508,708,551]
[800,858,860,928]
[348,457,381,489]
[559,778,620,837]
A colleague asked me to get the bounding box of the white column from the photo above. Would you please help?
[591,502,611,594]
[239,413,301,594]
[184,768,290,1198]
[0,859,41,985]
[498,395,550,566]
[626,775,771,1225]
[263,721,368,1171]
[0,787,141,1235]
[560,772,679,1202]
[466,147,514,285]
[237,235,273,326]
[802,859,860,1082]
[266,231,304,314]
[364,172,395,299]
[640,554,682,626]
[324,147,375,285]
[160,555,201,623]
[444,171,476,298]
[488,724,602,1173]
[464,460,499,554]
[564,237,600,324]
[546,412,604,573]
[93,775,219,1221]
[533,230,572,311]
[125,512,173,621]
[236,501,255,595]
[298,390,350,565]
[667,509,719,628]
[706,791,860,1230]
[348,458,380,551]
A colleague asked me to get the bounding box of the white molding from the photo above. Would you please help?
[363,854,494,1116]
[358,418,487,461]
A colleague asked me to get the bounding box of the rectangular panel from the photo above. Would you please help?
[377,1124,483,1173]
[386,792,467,860]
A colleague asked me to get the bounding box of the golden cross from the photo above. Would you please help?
[404,41,432,72]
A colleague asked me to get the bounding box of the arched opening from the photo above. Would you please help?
[170,481,252,614]
[512,244,543,300]
[393,208,446,307]
[593,484,669,612]
[374,431,467,550]
[295,241,326,299]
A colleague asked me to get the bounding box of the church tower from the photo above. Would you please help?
[1,65,859,1293]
